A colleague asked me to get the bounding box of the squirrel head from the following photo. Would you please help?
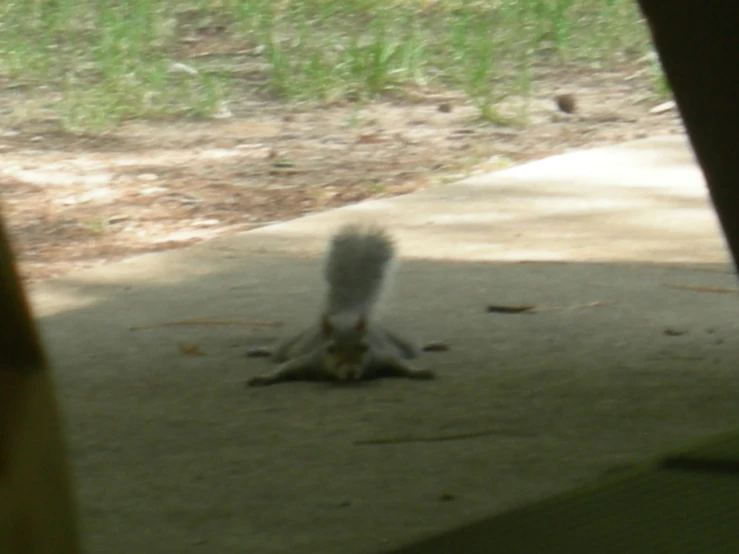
[321,314,370,382]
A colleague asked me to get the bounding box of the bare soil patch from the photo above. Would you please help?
[0,63,683,281]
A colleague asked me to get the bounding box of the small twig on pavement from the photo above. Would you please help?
[533,300,614,312]
[487,300,613,314]
[130,319,282,331]
[662,284,738,294]
[486,304,535,314]
[355,428,535,446]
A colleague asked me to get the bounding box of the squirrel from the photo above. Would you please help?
[247,224,435,386]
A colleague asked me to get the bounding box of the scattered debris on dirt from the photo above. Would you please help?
[0,64,683,282]
[555,93,577,114]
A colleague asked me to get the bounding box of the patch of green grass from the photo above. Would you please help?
[0,0,655,131]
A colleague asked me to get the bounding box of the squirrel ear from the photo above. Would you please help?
[355,315,367,332]
[321,314,333,337]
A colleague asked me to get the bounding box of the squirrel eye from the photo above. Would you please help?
[326,344,337,354]
[357,343,369,353]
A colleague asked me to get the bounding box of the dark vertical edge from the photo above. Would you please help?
[0,212,46,371]
[636,1,739,274]
[0,208,81,552]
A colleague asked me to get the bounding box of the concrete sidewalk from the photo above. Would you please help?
[32,136,739,554]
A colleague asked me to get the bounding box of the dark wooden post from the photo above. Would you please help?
[0,212,81,553]
[637,1,739,272]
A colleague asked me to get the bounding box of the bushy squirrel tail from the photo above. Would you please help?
[323,224,396,316]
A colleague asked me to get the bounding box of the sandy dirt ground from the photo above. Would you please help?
[1,63,683,282]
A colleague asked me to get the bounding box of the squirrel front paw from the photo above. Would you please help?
[408,368,435,380]
[246,346,273,359]
[246,375,276,387]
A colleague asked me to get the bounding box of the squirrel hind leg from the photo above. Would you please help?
[373,353,435,381]
[247,354,324,387]
[271,325,322,363]
[374,325,422,360]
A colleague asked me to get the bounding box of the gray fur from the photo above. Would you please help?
[246,225,436,387]
[323,224,395,315]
